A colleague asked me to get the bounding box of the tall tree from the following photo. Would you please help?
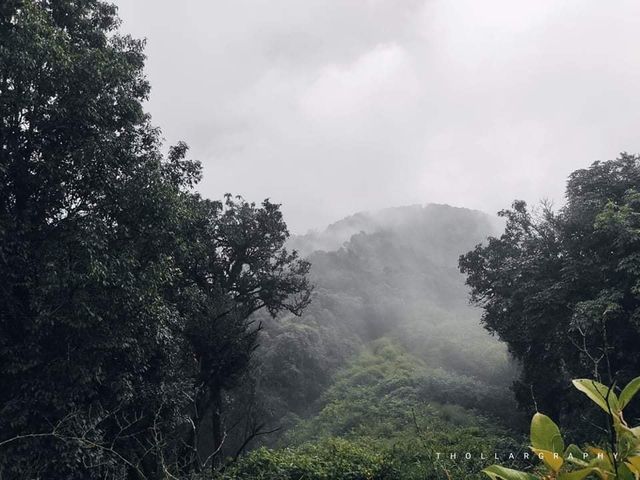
[0,1,202,477]
[0,1,311,478]
[174,194,311,471]
[459,154,640,430]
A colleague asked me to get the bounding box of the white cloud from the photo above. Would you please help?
[114,0,640,232]
[300,43,420,120]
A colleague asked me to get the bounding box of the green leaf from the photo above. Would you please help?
[617,461,637,480]
[564,444,588,467]
[572,379,620,413]
[627,456,640,475]
[482,465,539,480]
[619,376,640,410]
[585,447,613,471]
[558,467,599,480]
[531,412,565,454]
[531,447,564,472]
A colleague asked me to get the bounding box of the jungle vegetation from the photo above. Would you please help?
[2,2,640,480]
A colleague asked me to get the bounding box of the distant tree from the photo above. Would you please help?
[459,154,640,429]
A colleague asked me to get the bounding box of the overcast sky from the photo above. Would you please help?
[114,0,640,233]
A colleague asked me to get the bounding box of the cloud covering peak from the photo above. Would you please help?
[115,0,640,232]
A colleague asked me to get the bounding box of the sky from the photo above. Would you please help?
[113,0,640,234]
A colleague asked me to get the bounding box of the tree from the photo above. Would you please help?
[459,154,640,430]
[173,194,311,472]
[0,1,202,477]
[0,1,311,478]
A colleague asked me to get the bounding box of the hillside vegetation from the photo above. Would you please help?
[219,205,524,479]
[5,3,640,478]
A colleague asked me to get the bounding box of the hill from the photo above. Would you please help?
[226,204,519,450]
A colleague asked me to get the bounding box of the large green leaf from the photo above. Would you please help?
[558,467,599,480]
[627,456,640,475]
[531,412,565,454]
[572,379,620,413]
[482,465,539,480]
[531,447,564,472]
[620,376,640,410]
[564,444,588,467]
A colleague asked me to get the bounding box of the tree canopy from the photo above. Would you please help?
[0,1,310,478]
[459,154,640,429]
[5,1,640,479]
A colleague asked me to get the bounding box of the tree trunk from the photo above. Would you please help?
[211,385,223,473]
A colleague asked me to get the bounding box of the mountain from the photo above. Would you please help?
[227,204,519,452]
[288,203,499,257]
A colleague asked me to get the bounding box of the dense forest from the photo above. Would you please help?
[2,2,640,479]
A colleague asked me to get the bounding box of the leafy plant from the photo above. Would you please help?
[220,437,396,480]
[483,376,640,480]
[459,156,640,424]
[240,340,523,480]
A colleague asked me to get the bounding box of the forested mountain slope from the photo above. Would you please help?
[238,204,520,453]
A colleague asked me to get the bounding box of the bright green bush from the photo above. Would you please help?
[483,376,640,480]
[222,341,525,480]
[221,438,395,480]
[222,435,520,480]
[286,339,519,444]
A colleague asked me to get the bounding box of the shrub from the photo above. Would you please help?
[221,438,396,480]
[483,376,640,480]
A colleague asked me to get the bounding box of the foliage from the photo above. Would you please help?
[174,194,311,469]
[483,375,640,480]
[286,339,516,442]
[249,205,517,448]
[1,1,193,477]
[224,420,520,480]
[221,438,395,480]
[0,1,310,478]
[459,155,640,427]
[230,340,523,480]
[223,435,511,480]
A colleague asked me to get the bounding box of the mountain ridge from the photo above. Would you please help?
[289,203,500,257]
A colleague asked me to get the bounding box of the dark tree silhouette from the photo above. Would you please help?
[460,154,640,432]
[0,2,310,478]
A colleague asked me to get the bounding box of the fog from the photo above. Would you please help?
[113,0,640,233]
[8,3,640,476]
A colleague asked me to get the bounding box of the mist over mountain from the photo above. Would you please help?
[289,203,500,258]
[7,3,640,477]
[241,204,518,451]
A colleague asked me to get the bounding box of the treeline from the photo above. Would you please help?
[0,2,310,479]
[460,154,640,438]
